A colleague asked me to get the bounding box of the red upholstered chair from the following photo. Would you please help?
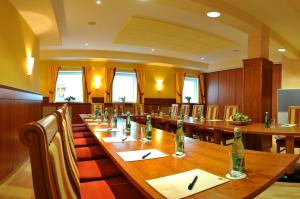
[206,105,219,120]
[276,106,300,152]
[171,104,179,118]
[59,106,108,161]
[221,105,239,146]
[64,105,99,146]
[20,114,145,199]
[55,109,123,182]
[192,105,204,118]
[180,104,190,117]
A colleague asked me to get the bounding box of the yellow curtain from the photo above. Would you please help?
[134,68,145,104]
[176,72,186,103]
[104,67,116,103]
[198,73,206,104]
[83,66,93,103]
[49,66,60,102]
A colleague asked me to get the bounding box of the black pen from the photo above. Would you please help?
[122,137,127,142]
[188,175,198,190]
[107,128,113,131]
[142,152,151,159]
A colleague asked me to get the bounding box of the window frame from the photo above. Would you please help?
[182,77,199,103]
[112,71,137,103]
[55,70,84,103]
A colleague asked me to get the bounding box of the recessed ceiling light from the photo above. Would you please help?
[207,11,221,18]
[88,21,96,26]
[278,48,286,52]
[151,48,155,52]
[200,57,205,60]
[96,0,101,5]
[85,43,89,46]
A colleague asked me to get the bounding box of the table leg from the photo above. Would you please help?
[285,136,295,174]
[214,129,221,145]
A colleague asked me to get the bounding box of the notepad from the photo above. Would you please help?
[93,128,119,132]
[102,137,136,143]
[146,169,229,199]
[117,149,167,162]
[280,124,296,128]
[206,119,223,122]
[87,122,98,126]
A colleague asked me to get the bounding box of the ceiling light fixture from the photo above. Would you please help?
[85,43,89,46]
[96,0,101,5]
[207,11,221,18]
[278,48,286,52]
[200,57,205,60]
[151,48,155,52]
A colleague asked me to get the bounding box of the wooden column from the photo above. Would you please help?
[243,26,273,151]
[272,64,282,120]
[243,58,273,151]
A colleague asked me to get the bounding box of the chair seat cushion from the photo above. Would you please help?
[77,158,122,182]
[76,146,107,161]
[73,126,90,132]
[80,177,146,199]
[74,137,99,147]
[72,123,87,128]
[73,131,94,138]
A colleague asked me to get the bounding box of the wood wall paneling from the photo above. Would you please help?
[205,69,243,119]
[0,85,42,182]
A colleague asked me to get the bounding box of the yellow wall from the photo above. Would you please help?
[0,0,39,93]
[282,56,300,88]
[39,60,200,99]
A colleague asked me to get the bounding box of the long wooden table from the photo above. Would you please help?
[81,115,299,199]
[151,115,300,154]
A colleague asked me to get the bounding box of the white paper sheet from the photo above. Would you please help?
[117,149,167,162]
[146,169,229,199]
[102,137,136,143]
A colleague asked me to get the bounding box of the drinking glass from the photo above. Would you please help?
[270,119,276,128]
[139,126,148,142]
[227,151,246,179]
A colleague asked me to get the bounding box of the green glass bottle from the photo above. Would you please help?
[95,106,100,119]
[264,112,270,128]
[175,120,185,156]
[179,109,184,120]
[104,107,108,122]
[168,107,172,118]
[197,110,202,121]
[232,127,245,173]
[157,106,160,115]
[126,112,131,131]
[112,109,117,127]
[146,115,152,140]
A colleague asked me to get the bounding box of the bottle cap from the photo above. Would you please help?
[233,127,242,137]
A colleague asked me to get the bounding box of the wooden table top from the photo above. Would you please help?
[151,115,300,136]
[80,115,299,199]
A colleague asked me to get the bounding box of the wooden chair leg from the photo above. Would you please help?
[277,145,281,153]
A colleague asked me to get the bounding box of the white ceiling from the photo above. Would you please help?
[8,0,300,72]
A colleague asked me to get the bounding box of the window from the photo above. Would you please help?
[55,70,84,102]
[112,72,137,103]
[182,77,199,103]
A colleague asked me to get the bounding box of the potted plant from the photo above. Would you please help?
[65,96,76,102]
[185,96,191,103]
[119,96,126,103]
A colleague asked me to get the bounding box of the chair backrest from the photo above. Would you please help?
[134,104,144,115]
[206,105,219,120]
[171,104,179,117]
[20,114,80,199]
[92,103,104,115]
[181,104,190,116]
[288,106,300,124]
[192,105,204,118]
[224,105,239,121]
